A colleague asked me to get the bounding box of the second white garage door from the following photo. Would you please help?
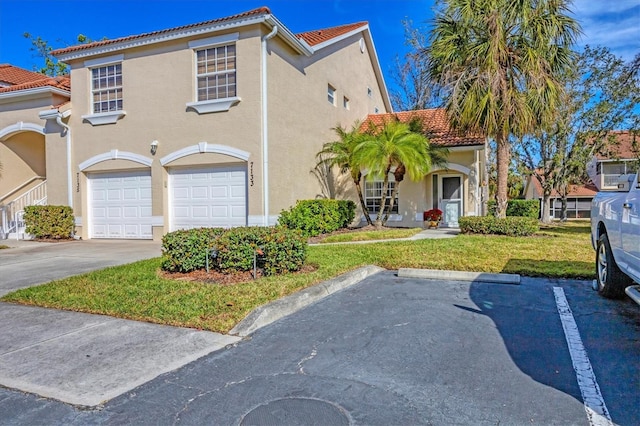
[169,165,247,231]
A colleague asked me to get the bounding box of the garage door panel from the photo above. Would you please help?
[169,165,246,231]
[89,171,153,239]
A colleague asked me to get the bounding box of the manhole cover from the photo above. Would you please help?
[240,397,350,426]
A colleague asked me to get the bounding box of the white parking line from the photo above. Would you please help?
[553,287,613,426]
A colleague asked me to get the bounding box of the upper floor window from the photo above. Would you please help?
[195,44,237,101]
[328,84,336,106]
[91,64,123,113]
[343,96,350,110]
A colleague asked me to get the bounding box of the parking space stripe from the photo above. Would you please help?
[553,287,613,426]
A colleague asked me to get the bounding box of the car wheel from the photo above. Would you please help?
[596,233,631,299]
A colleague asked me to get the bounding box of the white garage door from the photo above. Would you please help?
[169,165,247,231]
[88,171,153,239]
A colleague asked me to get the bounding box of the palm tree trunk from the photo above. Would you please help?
[382,183,400,225]
[375,167,392,228]
[495,135,510,218]
[354,179,373,226]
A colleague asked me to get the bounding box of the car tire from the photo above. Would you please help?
[596,233,632,299]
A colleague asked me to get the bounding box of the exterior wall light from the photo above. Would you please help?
[150,140,159,155]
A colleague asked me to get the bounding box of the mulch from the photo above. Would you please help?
[159,263,319,286]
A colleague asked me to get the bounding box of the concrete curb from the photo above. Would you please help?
[230,265,385,337]
[397,268,521,285]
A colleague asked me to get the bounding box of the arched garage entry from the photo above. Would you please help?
[161,142,250,231]
[80,150,154,239]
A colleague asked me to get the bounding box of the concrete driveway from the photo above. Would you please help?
[0,239,162,296]
[0,238,240,406]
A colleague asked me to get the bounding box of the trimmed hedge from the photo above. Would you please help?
[161,227,226,272]
[23,205,74,239]
[161,226,307,276]
[487,199,540,218]
[215,226,307,276]
[278,199,356,237]
[459,216,539,236]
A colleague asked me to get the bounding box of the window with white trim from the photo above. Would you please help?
[364,176,398,213]
[343,96,350,109]
[91,63,123,113]
[195,44,237,101]
[328,84,336,105]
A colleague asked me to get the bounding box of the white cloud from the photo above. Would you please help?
[571,0,640,60]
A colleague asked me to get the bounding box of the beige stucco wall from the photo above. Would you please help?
[0,97,68,207]
[63,21,390,239]
[266,32,388,217]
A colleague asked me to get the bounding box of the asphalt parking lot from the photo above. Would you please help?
[1,270,638,425]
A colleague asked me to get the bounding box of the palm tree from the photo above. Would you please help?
[427,0,580,217]
[355,119,433,227]
[317,122,374,226]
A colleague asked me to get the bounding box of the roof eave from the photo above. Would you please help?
[54,12,313,62]
[0,86,70,104]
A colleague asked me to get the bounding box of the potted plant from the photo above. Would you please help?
[423,208,443,228]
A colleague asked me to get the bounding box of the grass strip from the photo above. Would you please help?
[1,222,595,333]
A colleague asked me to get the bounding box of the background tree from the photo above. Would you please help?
[390,20,442,111]
[23,33,97,76]
[426,0,580,218]
[354,119,434,227]
[516,46,640,222]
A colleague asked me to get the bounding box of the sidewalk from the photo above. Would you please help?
[310,227,460,245]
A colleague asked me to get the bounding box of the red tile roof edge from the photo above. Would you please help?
[0,75,71,94]
[528,174,598,198]
[0,64,50,85]
[297,22,368,46]
[52,7,272,56]
[361,109,486,147]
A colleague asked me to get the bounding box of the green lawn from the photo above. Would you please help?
[1,221,594,333]
[319,227,422,243]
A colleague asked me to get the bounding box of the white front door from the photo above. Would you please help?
[440,175,463,227]
[88,170,153,239]
[168,165,247,231]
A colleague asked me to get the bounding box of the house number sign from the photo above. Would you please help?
[250,162,254,187]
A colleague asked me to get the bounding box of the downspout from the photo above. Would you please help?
[56,111,73,208]
[261,25,278,226]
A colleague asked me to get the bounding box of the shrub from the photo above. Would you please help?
[161,227,226,272]
[23,205,74,239]
[214,226,307,276]
[459,216,539,236]
[487,199,540,218]
[278,199,352,237]
[336,200,357,228]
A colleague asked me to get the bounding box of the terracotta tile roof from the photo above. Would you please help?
[362,109,486,147]
[594,131,640,160]
[0,75,71,94]
[52,7,272,57]
[297,22,368,46]
[530,175,597,198]
[0,64,49,86]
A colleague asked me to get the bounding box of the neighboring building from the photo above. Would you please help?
[524,131,639,219]
[0,65,71,235]
[523,176,597,219]
[0,7,487,240]
[586,131,639,190]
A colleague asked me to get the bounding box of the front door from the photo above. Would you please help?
[441,175,463,227]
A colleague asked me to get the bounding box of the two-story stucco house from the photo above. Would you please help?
[0,7,487,240]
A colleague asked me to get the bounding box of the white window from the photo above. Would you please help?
[364,177,398,213]
[367,87,372,97]
[343,96,350,109]
[328,84,336,105]
[196,44,237,101]
[91,63,123,113]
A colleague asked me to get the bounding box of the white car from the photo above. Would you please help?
[590,173,640,304]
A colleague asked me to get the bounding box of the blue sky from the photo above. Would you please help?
[1,0,638,86]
